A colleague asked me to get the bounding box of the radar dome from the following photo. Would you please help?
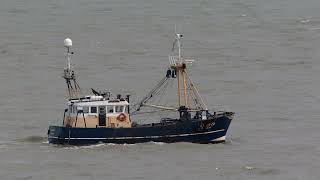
[64,38,72,48]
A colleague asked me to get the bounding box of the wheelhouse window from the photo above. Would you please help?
[90,106,97,113]
[107,105,114,113]
[115,106,124,113]
[83,106,89,113]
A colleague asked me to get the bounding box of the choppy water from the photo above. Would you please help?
[0,0,319,179]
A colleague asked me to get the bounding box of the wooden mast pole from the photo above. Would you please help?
[182,69,188,107]
[177,68,181,107]
[173,32,189,109]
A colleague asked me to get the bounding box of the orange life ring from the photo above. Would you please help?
[117,113,126,122]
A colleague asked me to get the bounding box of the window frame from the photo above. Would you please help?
[90,106,97,114]
[83,106,89,113]
[115,105,125,113]
[107,105,114,113]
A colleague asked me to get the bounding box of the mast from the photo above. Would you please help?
[63,38,81,99]
[172,33,189,108]
[170,32,207,111]
[183,70,188,107]
[177,67,181,106]
[133,31,208,114]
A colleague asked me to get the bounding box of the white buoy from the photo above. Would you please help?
[64,38,72,48]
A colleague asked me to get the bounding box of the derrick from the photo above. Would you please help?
[132,32,208,115]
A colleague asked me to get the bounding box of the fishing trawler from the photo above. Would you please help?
[47,33,234,145]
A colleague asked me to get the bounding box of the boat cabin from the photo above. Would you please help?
[63,95,131,128]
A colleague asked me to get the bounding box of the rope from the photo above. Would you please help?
[159,78,175,118]
[130,76,169,114]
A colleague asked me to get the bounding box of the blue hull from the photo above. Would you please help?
[48,115,233,145]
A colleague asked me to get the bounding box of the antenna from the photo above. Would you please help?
[172,25,183,60]
[175,33,183,60]
[64,38,73,72]
[64,38,72,49]
[62,38,81,99]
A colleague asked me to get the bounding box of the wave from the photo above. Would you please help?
[54,141,168,150]
[61,143,116,150]
[149,141,166,145]
[244,166,280,176]
[17,136,46,143]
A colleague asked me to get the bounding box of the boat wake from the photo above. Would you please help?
[55,141,168,150]
[60,143,110,150]
[17,136,46,143]
[149,141,166,145]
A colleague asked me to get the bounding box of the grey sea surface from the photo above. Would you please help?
[0,0,319,179]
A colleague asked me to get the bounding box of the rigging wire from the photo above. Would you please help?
[155,78,173,118]
[144,76,172,118]
[163,78,176,118]
[131,66,208,116]
[130,76,169,115]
